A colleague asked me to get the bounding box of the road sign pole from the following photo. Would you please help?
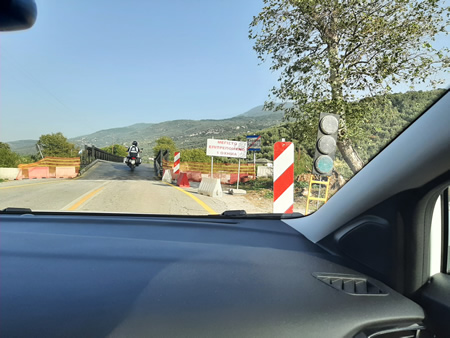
[211,156,214,178]
[237,158,241,189]
[253,152,256,178]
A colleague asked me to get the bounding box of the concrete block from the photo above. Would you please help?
[0,168,20,180]
[257,166,273,178]
[219,174,231,185]
[162,169,172,183]
[229,188,247,195]
[198,178,223,198]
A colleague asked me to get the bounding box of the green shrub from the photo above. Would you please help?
[241,178,272,191]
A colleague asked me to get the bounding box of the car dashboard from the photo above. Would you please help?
[1,213,425,337]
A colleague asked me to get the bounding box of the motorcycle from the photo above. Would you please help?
[125,148,143,171]
[126,156,138,171]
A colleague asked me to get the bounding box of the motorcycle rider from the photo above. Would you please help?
[126,141,142,165]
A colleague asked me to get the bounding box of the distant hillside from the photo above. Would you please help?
[68,106,284,157]
[8,89,445,158]
[232,89,446,176]
[237,105,275,117]
[7,105,283,156]
[7,139,37,156]
[237,103,293,118]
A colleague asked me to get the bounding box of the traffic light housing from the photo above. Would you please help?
[312,113,340,176]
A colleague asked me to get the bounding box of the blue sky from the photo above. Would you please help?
[1,1,448,142]
[1,0,277,142]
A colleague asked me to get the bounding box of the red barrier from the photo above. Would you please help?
[28,167,50,179]
[186,171,202,182]
[177,173,190,188]
[229,174,250,185]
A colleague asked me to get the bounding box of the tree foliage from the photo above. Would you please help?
[153,136,178,159]
[37,132,79,158]
[233,124,313,176]
[249,0,449,173]
[101,144,128,157]
[234,89,444,178]
[172,89,442,179]
[178,148,240,164]
[0,142,21,168]
[180,148,210,163]
[342,89,445,163]
[170,88,442,179]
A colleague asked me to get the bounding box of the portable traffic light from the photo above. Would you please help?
[312,113,340,176]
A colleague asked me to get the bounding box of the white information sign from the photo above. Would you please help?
[206,139,248,159]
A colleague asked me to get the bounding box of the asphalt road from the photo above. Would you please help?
[80,160,155,181]
[0,160,262,215]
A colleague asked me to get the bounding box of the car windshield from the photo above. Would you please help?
[0,1,448,216]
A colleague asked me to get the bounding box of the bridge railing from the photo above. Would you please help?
[81,145,124,167]
[154,150,169,178]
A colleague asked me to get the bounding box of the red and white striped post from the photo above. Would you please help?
[273,141,294,214]
[174,152,180,175]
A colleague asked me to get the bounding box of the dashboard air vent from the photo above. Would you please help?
[313,273,387,295]
[354,323,425,338]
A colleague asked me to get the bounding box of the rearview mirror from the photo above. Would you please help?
[0,0,37,32]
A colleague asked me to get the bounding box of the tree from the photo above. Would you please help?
[153,136,178,159]
[180,148,210,163]
[250,0,449,173]
[37,132,79,157]
[101,144,128,157]
[0,143,21,168]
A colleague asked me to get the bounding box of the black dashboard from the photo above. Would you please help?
[1,213,425,337]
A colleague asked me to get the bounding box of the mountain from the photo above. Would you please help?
[237,103,293,118]
[68,106,284,153]
[8,105,284,155]
[237,105,274,117]
[8,89,444,157]
[6,139,38,156]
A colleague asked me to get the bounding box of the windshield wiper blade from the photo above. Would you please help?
[0,207,33,214]
[218,210,304,219]
[221,210,247,217]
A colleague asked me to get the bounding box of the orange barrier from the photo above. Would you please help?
[163,160,256,175]
[16,169,25,180]
[19,157,80,170]
[56,167,77,178]
[16,157,80,180]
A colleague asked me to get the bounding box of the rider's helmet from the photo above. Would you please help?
[132,141,138,146]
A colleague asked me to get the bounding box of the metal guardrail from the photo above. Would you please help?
[81,145,124,167]
[154,150,169,178]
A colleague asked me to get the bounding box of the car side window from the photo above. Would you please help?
[446,188,450,274]
[430,187,450,276]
